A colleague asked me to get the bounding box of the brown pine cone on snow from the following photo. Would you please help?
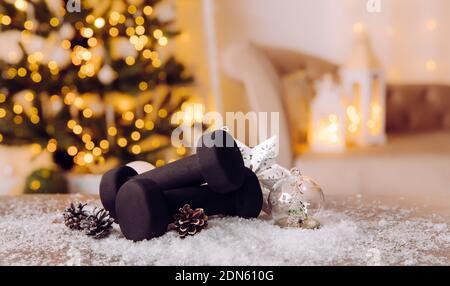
[173,204,208,239]
[81,207,114,239]
[63,202,88,230]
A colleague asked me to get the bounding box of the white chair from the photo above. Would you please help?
[222,43,293,167]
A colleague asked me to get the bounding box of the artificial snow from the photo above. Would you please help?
[0,194,449,265]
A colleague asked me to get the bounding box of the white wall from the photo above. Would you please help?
[213,0,450,84]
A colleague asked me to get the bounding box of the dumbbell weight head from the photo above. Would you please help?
[99,161,155,219]
[116,168,263,241]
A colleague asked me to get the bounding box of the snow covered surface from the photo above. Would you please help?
[0,194,449,266]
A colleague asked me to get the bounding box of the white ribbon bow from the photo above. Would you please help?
[235,136,292,214]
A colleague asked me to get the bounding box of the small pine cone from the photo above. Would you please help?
[63,203,88,230]
[81,208,114,239]
[173,204,208,239]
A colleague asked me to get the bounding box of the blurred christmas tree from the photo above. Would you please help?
[0,0,196,175]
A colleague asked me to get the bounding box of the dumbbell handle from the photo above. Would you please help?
[164,185,235,217]
[138,155,205,189]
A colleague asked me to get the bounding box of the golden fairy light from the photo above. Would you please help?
[152,59,161,68]
[126,27,135,36]
[135,119,145,129]
[84,153,94,164]
[67,146,78,156]
[67,120,77,129]
[143,6,153,16]
[7,68,17,78]
[17,68,27,77]
[1,15,11,25]
[131,131,141,141]
[145,120,154,130]
[86,14,95,24]
[109,27,119,37]
[14,0,28,11]
[92,147,102,156]
[125,56,135,65]
[64,92,76,105]
[107,126,118,136]
[73,125,83,135]
[143,49,152,59]
[13,104,23,114]
[85,141,95,150]
[131,145,141,154]
[122,111,135,121]
[46,139,57,153]
[87,37,98,47]
[153,29,163,39]
[117,137,128,147]
[118,14,126,24]
[94,17,105,28]
[30,180,41,191]
[82,134,91,143]
[158,37,168,46]
[81,27,94,38]
[135,16,145,25]
[73,97,84,108]
[138,81,148,91]
[82,108,93,118]
[128,5,137,14]
[30,114,39,124]
[31,72,42,83]
[99,139,110,149]
[158,109,168,118]
[110,11,120,22]
[24,20,33,30]
[129,35,139,45]
[50,17,59,27]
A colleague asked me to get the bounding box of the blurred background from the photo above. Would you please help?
[0,0,449,206]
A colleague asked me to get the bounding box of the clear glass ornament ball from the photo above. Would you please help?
[269,170,325,226]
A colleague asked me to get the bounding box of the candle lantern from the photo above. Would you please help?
[308,74,346,153]
[340,30,386,146]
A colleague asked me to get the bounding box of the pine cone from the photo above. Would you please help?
[81,208,114,239]
[173,204,208,239]
[63,203,88,230]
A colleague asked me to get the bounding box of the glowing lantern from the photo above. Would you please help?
[340,28,386,146]
[308,74,346,153]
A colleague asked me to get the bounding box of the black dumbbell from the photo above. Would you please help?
[116,167,263,241]
[99,130,245,219]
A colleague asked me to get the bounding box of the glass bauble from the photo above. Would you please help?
[268,169,325,228]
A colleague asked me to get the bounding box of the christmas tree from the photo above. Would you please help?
[0,0,194,178]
